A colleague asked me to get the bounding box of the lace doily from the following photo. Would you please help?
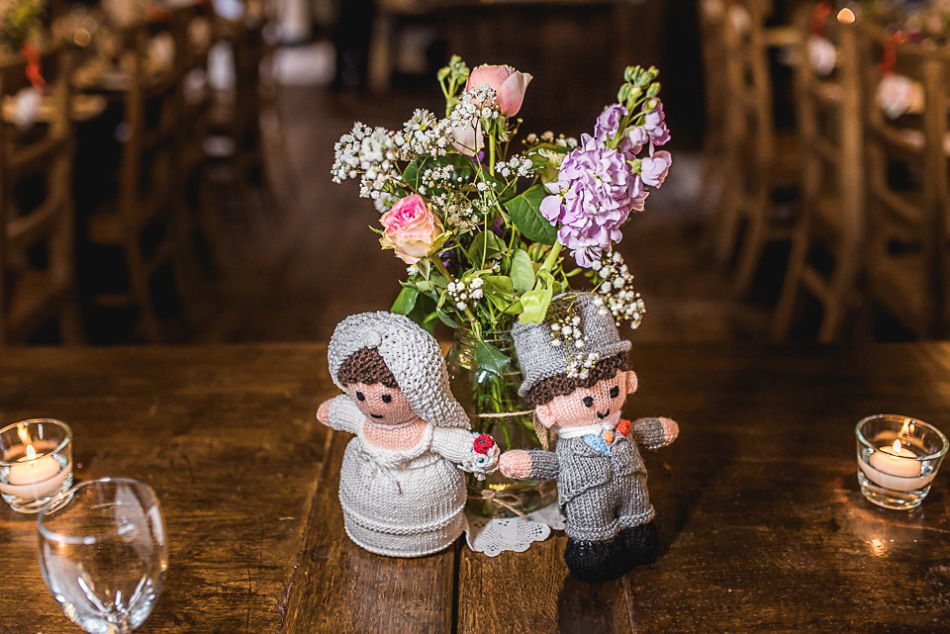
[465,503,566,557]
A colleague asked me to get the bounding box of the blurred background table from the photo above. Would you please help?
[1,342,949,632]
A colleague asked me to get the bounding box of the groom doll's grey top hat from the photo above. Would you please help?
[512,293,631,397]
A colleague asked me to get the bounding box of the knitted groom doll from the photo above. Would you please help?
[499,293,678,582]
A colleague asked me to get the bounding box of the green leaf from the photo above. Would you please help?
[482,275,514,294]
[506,185,557,245]
[519,270,555,324]
[475,341,511,377]
[435,307,460,329]
[391,286,419,315]
[509,248,535,293]
[466,231,506,264]
[408,294,439,333]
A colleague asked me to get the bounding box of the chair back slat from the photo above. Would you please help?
[0,44,82,344]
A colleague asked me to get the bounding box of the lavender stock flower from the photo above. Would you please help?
[642,100,671,146]
[640,150,672,188]
[540,135,641,266]
[594,104,627,144]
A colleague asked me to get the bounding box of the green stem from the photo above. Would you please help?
[540,241,563,272]
[432,256,453,281]
[488,128,496,177]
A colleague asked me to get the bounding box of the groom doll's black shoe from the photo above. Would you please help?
[619,521,659,565]
[564,537,627,583]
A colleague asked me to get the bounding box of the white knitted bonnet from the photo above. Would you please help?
[327,311,470,429]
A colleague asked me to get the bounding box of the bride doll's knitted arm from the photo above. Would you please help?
[316,394,363,434]
[432,427,499,478]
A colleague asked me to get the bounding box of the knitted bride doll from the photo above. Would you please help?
[317,311,499,557]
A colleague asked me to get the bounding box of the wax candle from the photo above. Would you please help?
[8,445,61,486]
[861,439,934,492]
[869,440,921,478]
[0,441,71,503]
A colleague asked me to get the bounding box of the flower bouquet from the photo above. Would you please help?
[332,57,671,514]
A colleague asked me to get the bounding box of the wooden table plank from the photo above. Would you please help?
[0,345,333,633]
[457,344,950,633]
[279,430,457,633]
[626,343,950,632]
[458,536,635,633]
[2,343,950,632]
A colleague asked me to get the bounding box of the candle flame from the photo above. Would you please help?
[17,423,31,446]
[25,444,37,461]
[892,439,902,454]
[836,8,855,24]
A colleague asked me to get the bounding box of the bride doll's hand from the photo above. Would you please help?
[460,434,500,480]
[316,399,332,426]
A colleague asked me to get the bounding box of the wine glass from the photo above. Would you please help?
[37,478,168,634]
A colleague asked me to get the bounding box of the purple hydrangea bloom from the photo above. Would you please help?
[540,135,642,267]
[593,104,628,144]
[642,101,671,146]
[640,150,672,188]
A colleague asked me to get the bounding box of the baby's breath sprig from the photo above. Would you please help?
[547,305,600,379]
[591,252,645,329]
[447,276,484,312]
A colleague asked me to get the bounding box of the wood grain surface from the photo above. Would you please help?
[2,343,950,633]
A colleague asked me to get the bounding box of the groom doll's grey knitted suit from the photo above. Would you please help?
[503,293,678,582]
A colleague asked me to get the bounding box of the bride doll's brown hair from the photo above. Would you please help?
[337,347,399,388]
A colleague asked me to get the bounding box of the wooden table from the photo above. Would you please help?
[1,343,949,633]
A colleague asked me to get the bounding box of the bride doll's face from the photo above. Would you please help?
[346,382,415,425]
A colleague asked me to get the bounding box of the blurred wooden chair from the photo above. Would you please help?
[773,7,865,342]
[713,0,801,296]
[83,21,182,342]
[0,44,83,344]
[170,4,214,265]
[206,16,270,210]
[858,25,950,338]
[697,0,730,217]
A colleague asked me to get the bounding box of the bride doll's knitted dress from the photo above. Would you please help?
[323,311,494,557]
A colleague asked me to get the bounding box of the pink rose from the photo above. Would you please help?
[466,64,533,117]
[379,195,444,264]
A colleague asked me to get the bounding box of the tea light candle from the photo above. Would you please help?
[869,440,920,477]
[0,441,72,503]
[0,419,74,513]
[861,439,933,493]
[8,445,61,487]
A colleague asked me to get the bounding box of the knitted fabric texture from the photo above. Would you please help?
[524,435,655,542]
[512,293,631,397]
[324,393,486,557]
[523,353,628,407]
[328,311,469,429]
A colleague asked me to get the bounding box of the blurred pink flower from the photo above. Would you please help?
[450,120,484,156]
[379,195,444,264]
[466,64,533,117]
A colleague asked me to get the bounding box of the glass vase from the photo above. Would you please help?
[446,328,557,517]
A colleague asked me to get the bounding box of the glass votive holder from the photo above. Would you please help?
[856,414,948,510]
[0,419,74,514]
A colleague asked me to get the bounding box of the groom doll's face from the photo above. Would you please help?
[535,370,638,429]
